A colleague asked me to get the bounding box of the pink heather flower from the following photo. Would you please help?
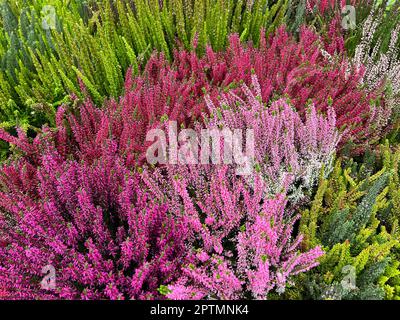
[205,217,215,225]
[205,74,341,202]
[145,167,324,300]
[196,251,210,263]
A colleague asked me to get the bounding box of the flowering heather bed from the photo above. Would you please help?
[140,27,384,154]
[0,0,400,301]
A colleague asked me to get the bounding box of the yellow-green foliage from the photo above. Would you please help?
[379,259,400,299]
[296,145,400,299]
[380,142,400,224]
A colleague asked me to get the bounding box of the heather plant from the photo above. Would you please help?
[38,64,338,198]
[379,259,400,299]
[0,66,330,299]
[204,74,341,203]
[0,0,81,129]
[378,142,400,226]
[141,167,323,299]
[3,25,359,162]
[352,7,400,143]
[0,109,190,299]
[345,1,400,59]
[0,95,325,300]
[353,9,400,95]
[132,76,337,298]
[0,3,390,156]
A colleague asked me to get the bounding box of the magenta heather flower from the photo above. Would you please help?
[143,168,324,300]
[0,111,323,300]
[236,193,323,298]
[0,135,186,299]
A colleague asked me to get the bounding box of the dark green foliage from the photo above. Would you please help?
[322,173,389,246]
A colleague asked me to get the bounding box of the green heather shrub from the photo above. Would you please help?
[0,0,288,130]
[276,145,400,300]
[376,142,400,226]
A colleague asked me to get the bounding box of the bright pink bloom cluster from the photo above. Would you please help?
[143,168,323,300]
